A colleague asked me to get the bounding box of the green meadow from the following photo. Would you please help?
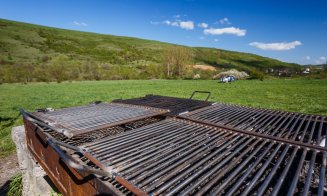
[0,79,326,157]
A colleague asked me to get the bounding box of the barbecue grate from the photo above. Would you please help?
[180,103,327,150]
[82,118,327,195]
[113,94,212,115]
[31,102,168,137]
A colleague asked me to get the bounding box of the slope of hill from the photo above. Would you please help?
[0,18,300,82]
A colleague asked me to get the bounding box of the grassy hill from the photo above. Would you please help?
[0,18,300,82]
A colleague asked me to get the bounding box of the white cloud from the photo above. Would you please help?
[199,36,205,40]
[204,27,246,36]
[249,41,302,51]
[73,21,87,26]
[214,38,219,42]
[173,14,181,18]
[198,22,208,28]
[163,20,171,25]
[179,21,194,30]
[171,21,179,26]
[219,17,231,25]
[162,20,194,30]
[305,56,311,60]
[315,56,326,64]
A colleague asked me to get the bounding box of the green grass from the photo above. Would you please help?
[7,173,23,196]
[1,79,327,157]
[0,18,299,72]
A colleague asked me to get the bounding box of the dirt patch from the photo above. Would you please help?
[0,153,20,193]
[192,64,216,71]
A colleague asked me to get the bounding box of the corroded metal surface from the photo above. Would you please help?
[31,102,168,137]
[113,94,212,115]
[83,118,327,195]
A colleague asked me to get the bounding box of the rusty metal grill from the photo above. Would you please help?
[31,102,168,137]
[113,94,212,115]
[180,103,327,150]
[82,118,327,195]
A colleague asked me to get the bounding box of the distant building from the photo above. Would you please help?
[303,68,310,74]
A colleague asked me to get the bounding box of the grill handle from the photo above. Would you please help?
[47,138,112,177]
[190,91,211,101]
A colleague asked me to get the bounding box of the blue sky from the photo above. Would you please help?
[1,0,326,65]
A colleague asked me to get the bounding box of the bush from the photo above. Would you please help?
[249,70,265,81]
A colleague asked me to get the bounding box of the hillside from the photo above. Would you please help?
[0,18,300,82]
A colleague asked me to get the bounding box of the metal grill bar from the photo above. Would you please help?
[31,103,168,137]
[82,118,326,195]
[180,104,327,150]
[113,95,212,115]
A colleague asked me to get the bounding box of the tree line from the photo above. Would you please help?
[0,47,217,84]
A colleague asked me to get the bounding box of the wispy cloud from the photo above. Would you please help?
[198,22,208,28]
[249,41,302,51]
[315,56,326,64]
[199,36,205,40]
[305,56,311,60]
[179,21,194,30]
[173,14,181,18]
[160,20,194,30]
[218,17,231,25]
[204,27,246,36]
[73,21,87,26]
[214,38,219,42]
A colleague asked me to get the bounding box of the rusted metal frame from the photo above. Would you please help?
[179,139,265,196]
[88,121,183,155]
[225,112,299,195]
[109,124,209,168]
[318,152,327,196]
[298,115,313,142]
[250,145,291,196]
[148,137,253,194]
[203,140,271,196]
[98,122,190,161]
[255,115,315,195]
[129,132,236,185]
[216,107,260,125]
[318,125,327,196]
[316,117,325,145]
[270,148,299,196]
[115,176,147,196]
[84,120,176,150]
[178,115,327,152]
[258,112,293,136]
[287,149,308,195]
[269,113,296,137]
[112,125,212,170]
[222,142,281,195]
[302,151,317,195]
[225,107,274,128]
[136,133,242,189]
[205,105,255,123]
[123,131,229,179]
[305,116,319,144]
[184,104,234,121]
[290,115,309,140]
[62,110,168,137]
[237,109,282,132]
[22,113,114,178]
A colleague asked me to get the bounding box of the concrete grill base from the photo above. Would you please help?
[11,126,53,196]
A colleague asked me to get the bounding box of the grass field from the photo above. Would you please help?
[0,79,327,157]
